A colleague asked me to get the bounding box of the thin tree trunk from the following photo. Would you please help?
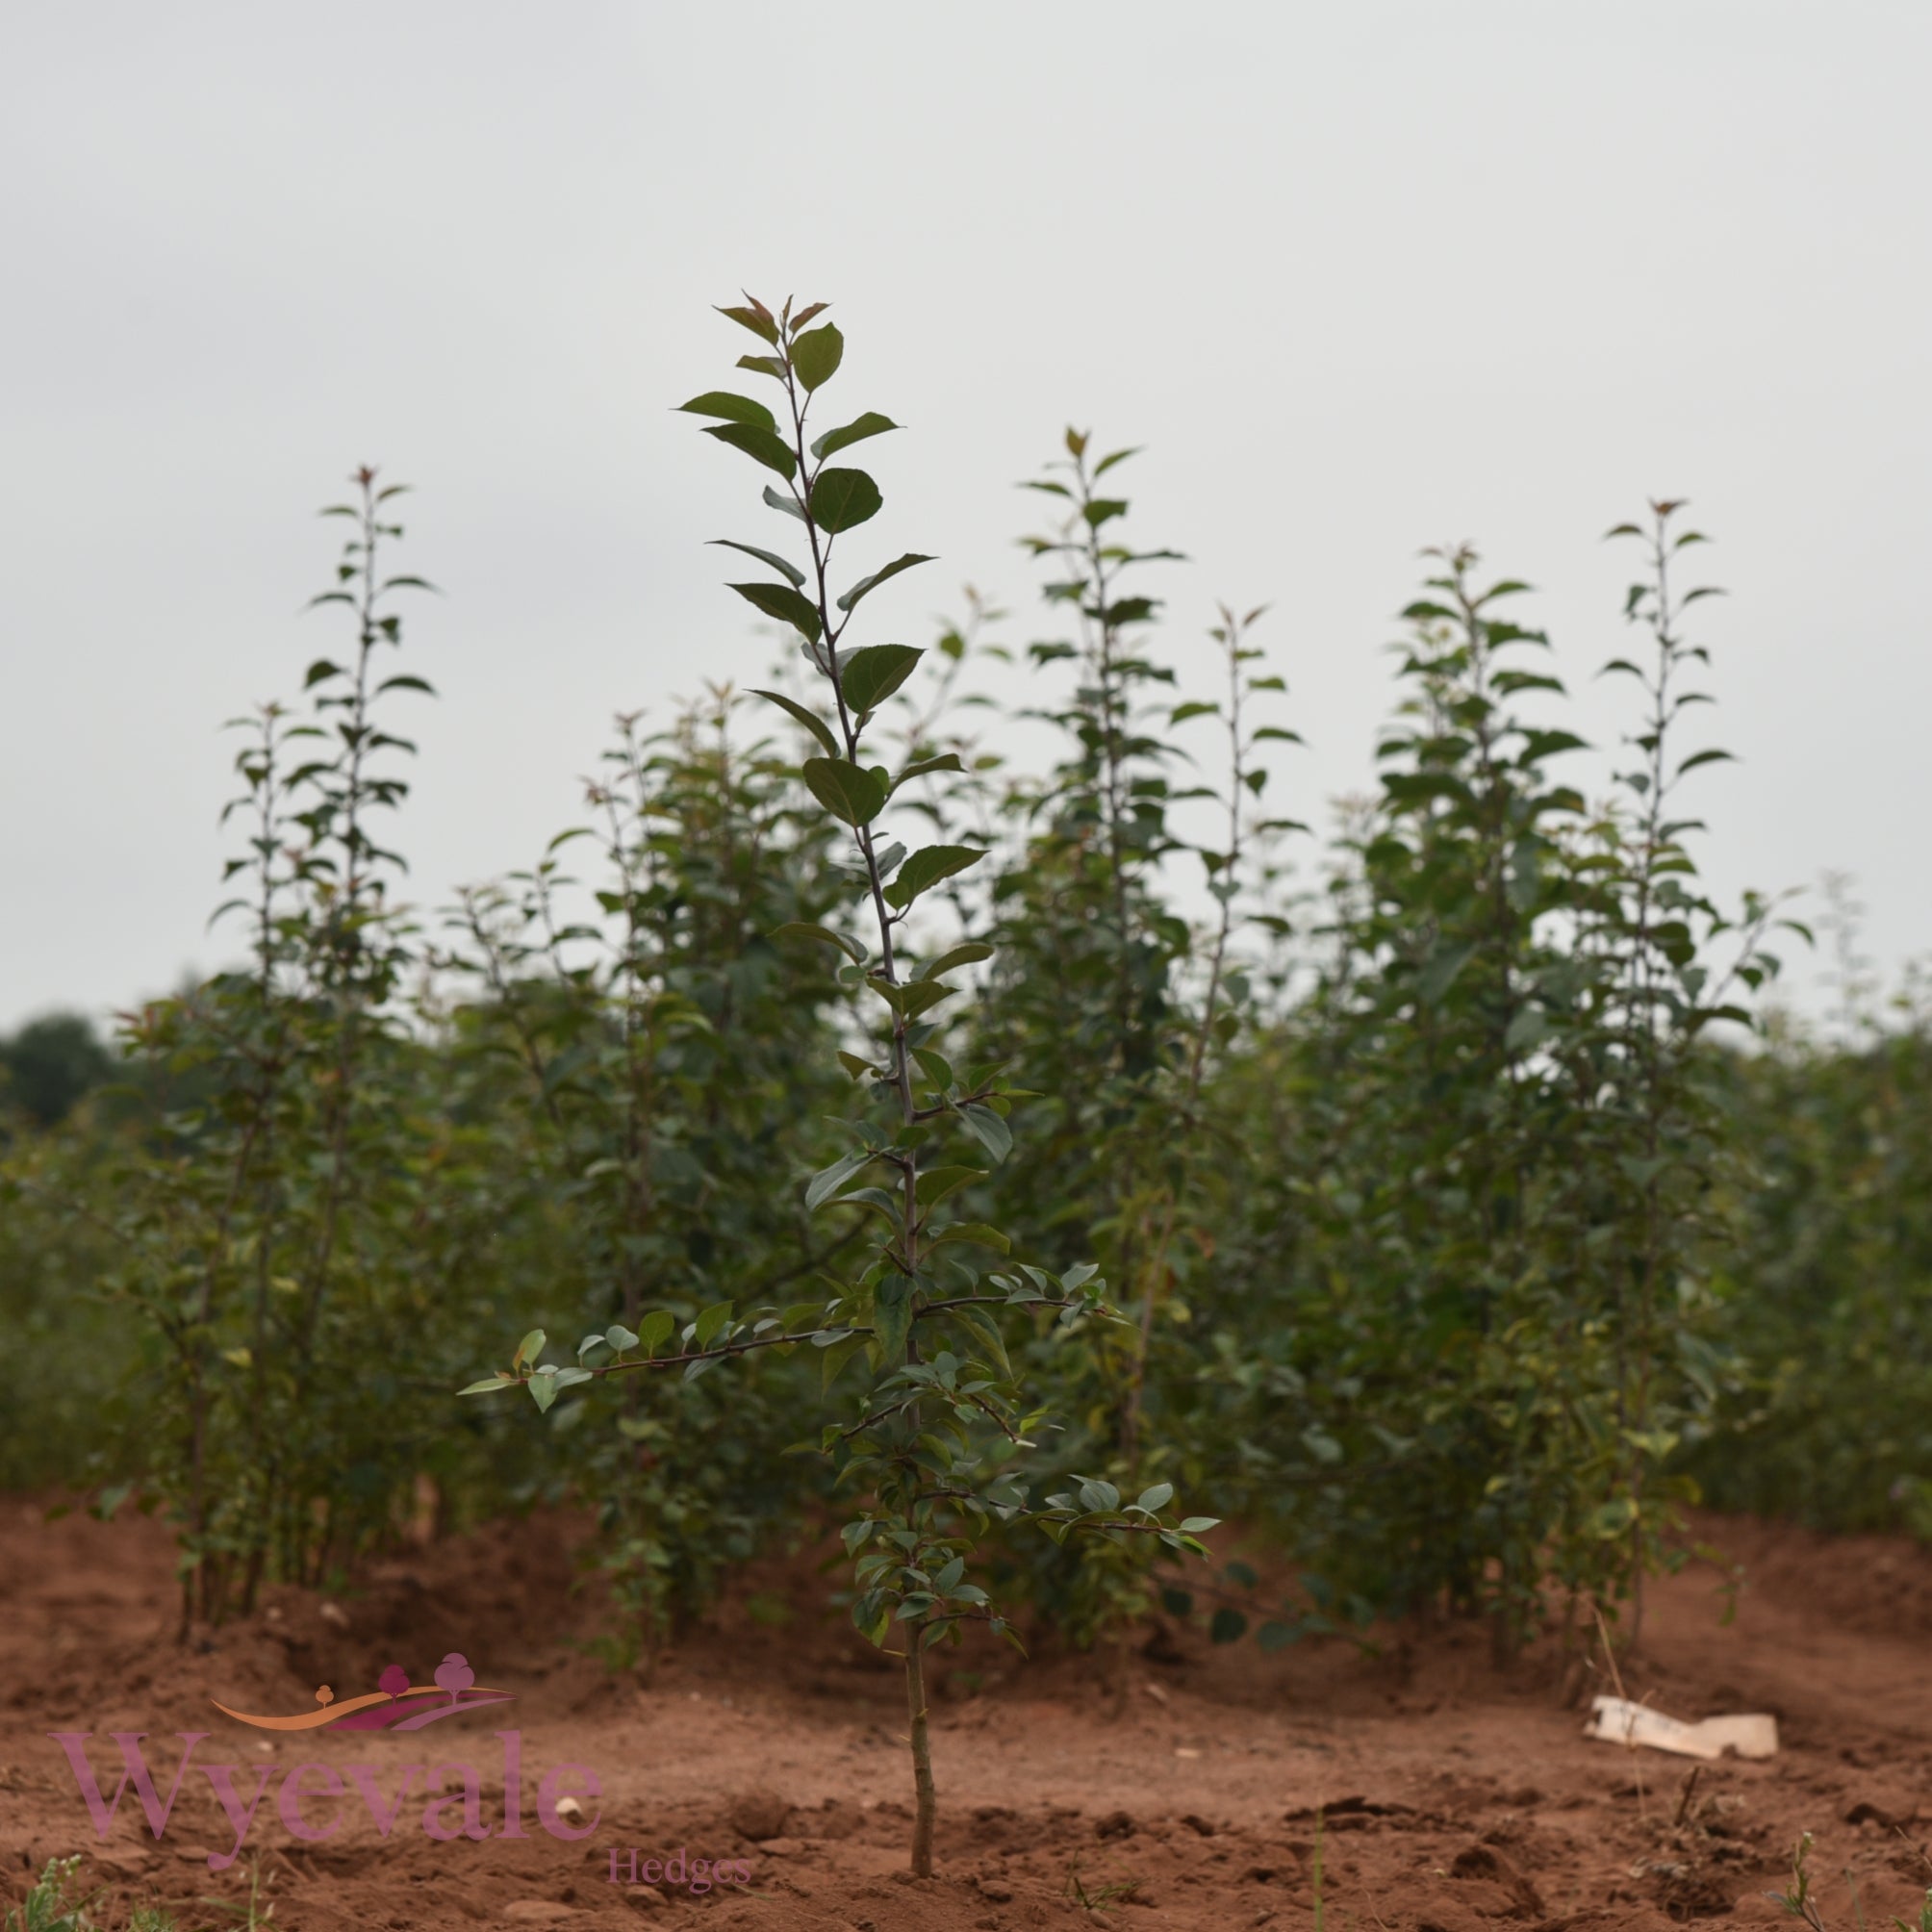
[904,1628,936,1877]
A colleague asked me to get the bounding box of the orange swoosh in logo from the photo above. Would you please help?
[213,1652,514,1732]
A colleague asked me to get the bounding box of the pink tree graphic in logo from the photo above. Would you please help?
[433,1653,475,1704]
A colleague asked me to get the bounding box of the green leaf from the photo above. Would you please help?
[873,1274,914,1365]
[770,920,866,966]
[1179,1516,1221,1534]
[708,539,804,588]
[837,552,934,613]
[944,1303,1012,1378]
[874,978,956,1022]
[1135,1483,1175,1513]
[806,1147,875,1209]
[929,1221,1011,1254]
[701,421,797,480]
[1415,942,1475,1006]
[916,941,994,981]
[1518,728,1589,762]
[821,1329,870,1394]
[840,644,924,714]
[957,1103,1012,1164]
[750,688,841,759]
[915,1165,986,1208]
[809,468,882,532]
[512,1329,546,1370]
[801,757,887,826]
[791,321,844,392]
[891,753,965,794]
[884,844,986,911]
[1504,1005,1550,1054]
[458,1374,514,1397]
[638,1310,675,1355]
[729,581,822,642]
[694,1301,734,1348]
[811,411,897,460]
[527,1370,559,1415]
[605,1325,640,1351]
[1209,1608,1249,1644]
[717,301,779,344]
[678,391,777,431]
[1676,748,1736,776]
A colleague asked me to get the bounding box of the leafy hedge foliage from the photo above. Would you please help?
[2,297,1925,1694]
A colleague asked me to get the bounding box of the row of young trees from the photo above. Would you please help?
[1,294,1925,1857]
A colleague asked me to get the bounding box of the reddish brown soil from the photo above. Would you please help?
[4,1500,1930,1930]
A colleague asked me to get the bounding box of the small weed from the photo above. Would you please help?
[1,1865,182,1932]
[1765,1828,1932,1932]
[4,1859,100,1932]
[1891,1890,1932,1932]
[1063,1860,1142,1915]
[197,1851,276,1928]
[1690,1540,1748,1627]
[1769,1832,1829,1928]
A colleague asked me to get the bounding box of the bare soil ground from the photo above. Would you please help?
[4,1499,1930,1930]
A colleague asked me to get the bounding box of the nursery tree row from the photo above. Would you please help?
[4,295,1927,1702]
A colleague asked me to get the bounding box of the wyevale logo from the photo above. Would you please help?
[50,1652,602,1873]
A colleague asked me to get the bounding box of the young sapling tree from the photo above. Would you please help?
[458,294,1212,1877]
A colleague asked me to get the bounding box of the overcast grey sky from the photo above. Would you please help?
[3,1,1926,1030]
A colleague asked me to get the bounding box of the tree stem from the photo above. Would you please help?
[904,1626,936,1877]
